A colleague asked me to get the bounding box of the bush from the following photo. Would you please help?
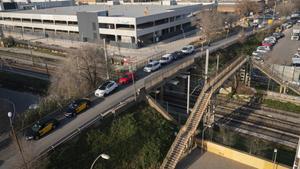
[2,36,15,47]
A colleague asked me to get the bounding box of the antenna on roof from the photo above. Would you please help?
[144,7,148,16]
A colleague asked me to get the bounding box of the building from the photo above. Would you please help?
[0,2,205,48]
[0,0,74,11]
[216,0,265,13]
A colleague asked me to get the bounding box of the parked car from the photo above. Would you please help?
[181,45,195,55]
[25,117,59,140]
[252,52,264,61]
[264,36,277,43]
[95,81,118,97]
[252,51,264,57]
[143,60,161,73]
[272,32,284,39]
[261,41,273,47]
[118,72,135,85]
[64,98,91,118]
[172,51,185,59]
[256,46,271,53]
[159,53,174,65]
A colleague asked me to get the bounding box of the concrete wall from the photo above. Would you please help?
[77,11,99,42]
[272,64,300,82]
[198,140,290,169]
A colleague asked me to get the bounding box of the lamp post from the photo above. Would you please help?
[90,153,110,169]
[0,98,15,118]
[273,148,278,169]
[7,112,28,169]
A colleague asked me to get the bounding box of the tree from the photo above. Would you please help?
[237,0,260,18]
[48,45,109,100]
[276,1,296,17]
[195,9,225,44]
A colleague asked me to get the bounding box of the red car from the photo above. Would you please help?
[118,72,135,85]
[261,41,273,47]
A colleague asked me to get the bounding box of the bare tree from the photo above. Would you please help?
[237,0,260,18]
[195,9,225,44]
[277,1,296,17]
[49,45,109,100]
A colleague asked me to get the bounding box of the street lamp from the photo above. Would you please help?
[8,112,28,169]
[0,98,16,117]
[90,153,110,169]
[273,148,278,169]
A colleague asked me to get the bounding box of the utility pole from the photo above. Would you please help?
[216,54,219,72]
[103,38,110,80]
[205,49,209,83]
[187,74,190,114]
[8,112,28,169]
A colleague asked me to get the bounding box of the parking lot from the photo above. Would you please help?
[264,28,300,65]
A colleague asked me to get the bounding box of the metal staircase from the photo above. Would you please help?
[160,56,248,169]
[253,61,300,95]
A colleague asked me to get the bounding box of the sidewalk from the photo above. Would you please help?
[4,31,200,62]
[176,148,255,169]
[0,47,67,61]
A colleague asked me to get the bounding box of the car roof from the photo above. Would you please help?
[36,117,56,125]
[162,54,172,58]
[149,60,159,64]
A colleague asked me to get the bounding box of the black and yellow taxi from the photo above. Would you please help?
[25,117,59,140]
[64,98,91,118]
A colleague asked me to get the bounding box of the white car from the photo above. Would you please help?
[252,51,264,57]
[94,81,118,97]
[159,54,173,65]
[264,36,276,43]
[256,46,271,53]
[181,45,195,55]
[143,60,161,72]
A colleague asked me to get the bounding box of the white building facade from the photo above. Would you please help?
[0,4,206,48]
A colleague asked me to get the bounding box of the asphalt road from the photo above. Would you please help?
[265,28,300,65]
[0,27,256,169]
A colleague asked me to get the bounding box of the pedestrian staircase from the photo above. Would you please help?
[253,61,300,95]
[160,56,248,169]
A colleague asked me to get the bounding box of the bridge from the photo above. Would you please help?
[160,56,248,169]
[253,60,300,95]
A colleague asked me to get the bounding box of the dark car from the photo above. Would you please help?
[272,32,284,39]
[172,51,185,59]
[64,98,91,118]
[25,118,59,140]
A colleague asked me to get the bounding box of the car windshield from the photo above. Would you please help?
[31,123,41,132]
[99,82,110,90]
[146,63,154,67]
[162,57,169,60]
[182,47,188,50]
[123,74,130,78]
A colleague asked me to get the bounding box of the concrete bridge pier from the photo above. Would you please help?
[240,62,251,87]
[279,85,287,94]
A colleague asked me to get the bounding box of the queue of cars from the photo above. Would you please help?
[25,45,195,140]
[252,31,284,61]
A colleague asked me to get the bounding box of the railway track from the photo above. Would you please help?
[160,90,300,147]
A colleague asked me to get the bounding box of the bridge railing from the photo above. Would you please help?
[144,56,194,90]
[253,61,300,94]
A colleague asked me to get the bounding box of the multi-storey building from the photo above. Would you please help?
[0,3,206,48]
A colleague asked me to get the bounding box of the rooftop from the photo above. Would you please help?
[13,4,195,17]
